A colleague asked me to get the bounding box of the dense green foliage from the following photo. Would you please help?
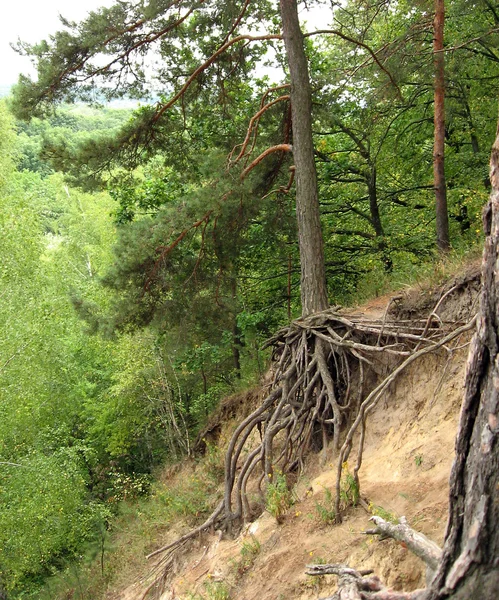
[1,0,498,597]
[15,105,132,178]
[0,104,189,596]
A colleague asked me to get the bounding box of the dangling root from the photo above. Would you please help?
[305,563,427,599]
[142,300,476,597]
[334,316,476,522]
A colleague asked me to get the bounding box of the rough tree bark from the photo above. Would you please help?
[279,0,329,316]
[433,0,450,252]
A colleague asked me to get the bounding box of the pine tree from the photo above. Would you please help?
[11,0,329,318]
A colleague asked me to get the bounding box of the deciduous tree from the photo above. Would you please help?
[434,0,450,251]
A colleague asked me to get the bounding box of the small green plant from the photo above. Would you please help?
[314,487,336,525]
[414,454,424,467]
[339,464,359,509]
[231,535,261,576]
[240,536,260,566]
[203,579,231,600]
[369,502,398,523]
[265,472,294,522]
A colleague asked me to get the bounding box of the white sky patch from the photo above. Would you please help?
[0,0,115,85]
[0,1,333,87]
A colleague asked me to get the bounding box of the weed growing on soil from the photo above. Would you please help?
[265,472,294,521]
[314,487,336,525]
[186,580,231,600]
[231,535,261,576]
[369,502,398,523]
[340,464,359,509]
[203,580,231,600]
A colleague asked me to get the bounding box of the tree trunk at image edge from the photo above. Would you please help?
[279,0,329,316]
[434,0,450,251]
[426,130,499,599]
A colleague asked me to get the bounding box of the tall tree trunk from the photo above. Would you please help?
[433,0,450,251]
[368,166,392,272]
[368,166,384,239]
[279,0,329,316]
[426,129,499,600]
[230,277,242,379]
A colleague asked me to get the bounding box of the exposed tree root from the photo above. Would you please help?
[305,564,427,599]
[334,316,476,522]
[142,298,476,597]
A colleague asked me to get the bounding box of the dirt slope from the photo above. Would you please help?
[118,276,478,600]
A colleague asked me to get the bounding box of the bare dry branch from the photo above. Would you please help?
[240,144,292,180]
[231,95,290,165]
[152,34,282,123]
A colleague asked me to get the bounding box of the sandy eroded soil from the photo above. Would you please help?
[117,282,475,600]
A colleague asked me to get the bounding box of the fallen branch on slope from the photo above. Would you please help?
[364,516,442,571]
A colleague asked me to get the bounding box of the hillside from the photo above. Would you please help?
[107,268,480,600]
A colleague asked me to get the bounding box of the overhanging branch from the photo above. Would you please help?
[304,29,403,100]
[152,34,282,123]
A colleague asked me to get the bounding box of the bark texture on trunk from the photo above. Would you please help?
[279,0,329,316]
[368,166,392,272]
[433,0,450,252]
[427,129,499,599]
